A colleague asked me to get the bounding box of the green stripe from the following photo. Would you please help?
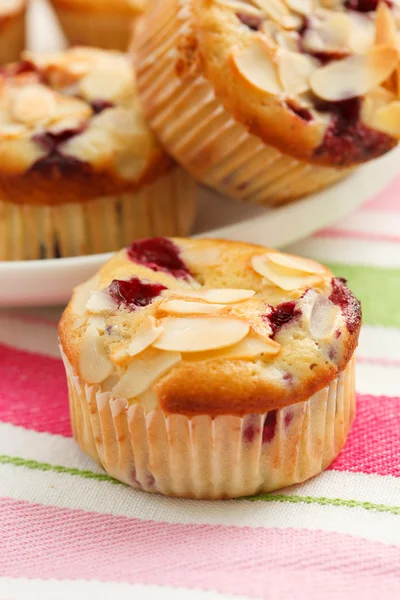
[326,263,400,328]
[1,454,400,516]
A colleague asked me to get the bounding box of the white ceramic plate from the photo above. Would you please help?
[1,1,399,306]
[2,145,399,306]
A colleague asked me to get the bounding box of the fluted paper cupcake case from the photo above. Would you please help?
[134,0,353,208]
[62,347,356,500]
[0,168,196,260]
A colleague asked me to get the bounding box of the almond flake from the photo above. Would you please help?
[183,246,222,268]
[79,325,114,384]
[79,66,133,102]
[86,291,117,314]
[231,38,283,95]
[369,101,400,139]
[308,295,339,340]
[184,334,280,361]
[265,251,326,275]
[137,388,158,413]
[11,85,56,125]
[375,3,400,97]
[303,13,352,54]
[0,124,25,139]
[251,0,301,29]
[128,316,164,357]
[310,45,398,102]
[277,49,317,96]
[153,317,250,352]
[251,254,323,291]
[159,299,225,315]
[87,315,107,333]
[112,348,181,399]
[176,288,255,303]
[70,276,100,316]
[284,0,312,16]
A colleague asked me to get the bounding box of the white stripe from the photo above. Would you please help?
[1,464,399,547]
[0,578,242,600]
[330,210,400,237]
[0,314,59,358]
[356,362,400,397]
[286,237,400,268]
[358,325,400,363]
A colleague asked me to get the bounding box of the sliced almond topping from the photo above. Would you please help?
[231,38,283,95]
[79,66,133,102]
[11,85,56,125]
[251,0,301,29]
[87,315,107,333]
[303,13,352,54]
[70,276,100,317]
[284,0,312,16]
[183,246,222,268]
[112,349,181,399]
[138,388,158,413]
[184,334,280,361]
[310,45,398,102]
[128,316,164,357]
[277,49,317,96]
[368,101,400,139]
[86,291,117,314]
[79,324,114,384]
[176,288,255,304]
[0,124,25,139]
[375,3,400,97]
[308,295,339,340]
[265,251,326,275]
[251,254,322,291]
[348,13,375,54]
[153,317,250,353]
[159,299,225,315]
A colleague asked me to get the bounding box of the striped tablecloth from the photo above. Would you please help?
[1,178,400,600]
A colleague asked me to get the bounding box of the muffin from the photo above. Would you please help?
[59,237,361,499]
[0,47,195,260]
[0,0,26,65]
[49,0,147,50]
[133,0,400,206]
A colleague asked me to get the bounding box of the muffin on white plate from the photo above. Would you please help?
[59,237,361,499]
[0,0,26,65]
[49,0,147,50]
[0,47,196,260]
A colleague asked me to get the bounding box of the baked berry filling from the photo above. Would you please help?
[236,12,263,31]
[329,277,362,334]
[314,98,395,165]
[268,301,302,337]
[106,277,167,311]
[345,0,392,11]
[127,237,191,280]
[285,101,313,122]
[31,128,89,174]
[90,100,114,115]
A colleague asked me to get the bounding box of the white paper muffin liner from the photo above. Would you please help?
[61,348,356,500]
[0,168,196,260]
[134,0,352,208]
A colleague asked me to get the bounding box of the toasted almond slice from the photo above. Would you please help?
[184,334,280,361]
[251,255,322,291]
[159,299,225,315]
[183,246,222,268]
[70,276,100,316]
[231,38,283,95]
[112,348,181,399]
[11,85,56,125]
[79,66,133,102]
[177,288,255,303]
[153,317,250,352]
[303,13,352,54]
[79,324,114,384]
[310,45,398,102]
[348,13,375,54]
[0,124,25,139]
[87,315,107,333]
[369,101,400,138]
[137,388,158,413]
[217,0,263,15]
[251,0,301,29]
[128,316,164,357]
[284,0,312,16]
[277,49,317,96]
[308,295,339,340]
[265,251,326,275]
[375,2,398,48]
[86,291,117,314]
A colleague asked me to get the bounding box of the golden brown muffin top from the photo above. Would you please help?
[0,47,173,205]
[59,237,361,417]
[49,0,147,14]
[171,0,400,167]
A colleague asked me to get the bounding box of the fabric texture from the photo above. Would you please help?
[1,178,400,599]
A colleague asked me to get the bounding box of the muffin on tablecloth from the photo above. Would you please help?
[0,47,195,260]
[133,0,400,206]
[49,0,147,50]
[59,237,361,499]
[0,0,26,65]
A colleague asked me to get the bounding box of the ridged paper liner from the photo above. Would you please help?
[134,0,352,208]
[62,348,356,500]
[0,6,25,65]
[51,4,140,51]
[0,168,196,260]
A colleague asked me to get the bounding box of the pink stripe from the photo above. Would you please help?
[357,355,400,369]
[0,344,71,437]
[363,175,400,211]
[0,344,398,477]
[330,395,400,476]
[315,228,400,244]
[1,497,400,599]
